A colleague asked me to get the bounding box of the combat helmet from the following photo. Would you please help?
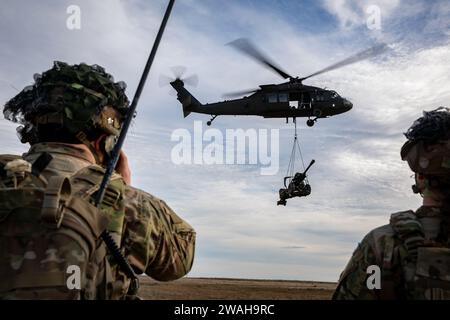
[3,61,130,153]
[401,107,450,176]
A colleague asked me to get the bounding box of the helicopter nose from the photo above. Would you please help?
[343,99,353,111]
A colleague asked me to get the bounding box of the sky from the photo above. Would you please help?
[1,0,450,282]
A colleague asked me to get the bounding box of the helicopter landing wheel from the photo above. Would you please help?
[306,119,315,127]
[207,115,218,126]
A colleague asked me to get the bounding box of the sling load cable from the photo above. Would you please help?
[284,118,308,187]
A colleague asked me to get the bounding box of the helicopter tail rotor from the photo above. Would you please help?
[169,75,202,118]
[159,66,199,95]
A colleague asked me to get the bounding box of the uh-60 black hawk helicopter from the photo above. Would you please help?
[169,38,387,127]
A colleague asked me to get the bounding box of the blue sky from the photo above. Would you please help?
[1,0,450,282]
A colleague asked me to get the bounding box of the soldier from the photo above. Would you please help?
[333,107,450,300]
[0,61,196,299]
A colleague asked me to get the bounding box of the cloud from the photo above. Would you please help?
[0,0,449,282]
[322,0,401,29]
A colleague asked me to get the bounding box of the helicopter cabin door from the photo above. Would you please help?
[289,92,312,112]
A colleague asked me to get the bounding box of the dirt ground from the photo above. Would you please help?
[139,277,337,300]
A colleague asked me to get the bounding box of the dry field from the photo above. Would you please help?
[139,277,336,300]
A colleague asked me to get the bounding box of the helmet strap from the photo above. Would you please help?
[413,173,426,194]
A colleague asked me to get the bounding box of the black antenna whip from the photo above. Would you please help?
[95,0,176,297]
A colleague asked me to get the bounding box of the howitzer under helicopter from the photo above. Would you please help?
[278,159,315,206]
[167,38,387,127]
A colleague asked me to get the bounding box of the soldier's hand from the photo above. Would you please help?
[116,150,131,184]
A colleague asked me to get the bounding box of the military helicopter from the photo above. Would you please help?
[169,38,387,127]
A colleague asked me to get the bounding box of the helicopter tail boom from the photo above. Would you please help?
[170,78,201,118]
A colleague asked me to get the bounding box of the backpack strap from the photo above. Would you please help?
[378,241,397,299]
[387,210,426,298]
[368,211,425,300]
[41,176,71,229]
[370,226,397,300]
[31,152,53,177]
[390,210,425,262]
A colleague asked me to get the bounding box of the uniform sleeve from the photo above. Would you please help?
[332,234,380,300]
[123,187,196,281]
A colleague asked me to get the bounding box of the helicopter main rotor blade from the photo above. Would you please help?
[222,88,259,99]
[0,79,19,92]
[227,38,293,80]
[301,43,388,81]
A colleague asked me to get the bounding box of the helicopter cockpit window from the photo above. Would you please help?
[278,93,288,102]
[330,91,340,99]
[268,93,278,103]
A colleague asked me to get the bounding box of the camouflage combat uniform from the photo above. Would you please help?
[334,107,450,300]
[0,142,195,299]
[333,206,450,300]
[0,61,195,299]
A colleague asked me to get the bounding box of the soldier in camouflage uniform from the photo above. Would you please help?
[0,61,195,299]
[334,107,450,300]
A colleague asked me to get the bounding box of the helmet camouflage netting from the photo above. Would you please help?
[401,107,450,176]
[3,61,130,144]
[404,107,450,144]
